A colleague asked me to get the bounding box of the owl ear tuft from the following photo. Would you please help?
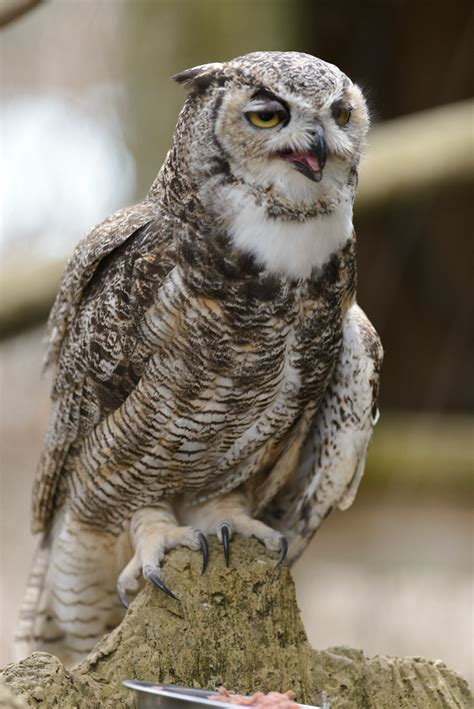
[172,62,226,93]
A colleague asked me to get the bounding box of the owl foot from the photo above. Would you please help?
[181,491,288,568]
[212,519,287,568]
[117,504,208,608]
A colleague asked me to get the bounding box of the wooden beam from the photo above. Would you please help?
[0,0,44,28]
[357,99,474,212]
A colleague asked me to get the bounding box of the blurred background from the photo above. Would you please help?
[1,0,472,687]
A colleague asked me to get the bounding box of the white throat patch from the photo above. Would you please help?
[223,187,353,280]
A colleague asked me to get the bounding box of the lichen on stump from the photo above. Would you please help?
[1,538,472,708]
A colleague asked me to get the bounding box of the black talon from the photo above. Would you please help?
[198,532,209,575]
[221,523,230,567]
[117,584,129,609]
[275,536,288,568]
[144,566,178,600]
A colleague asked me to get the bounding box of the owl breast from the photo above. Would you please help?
[136,241,351,501]
[64,228,355,524]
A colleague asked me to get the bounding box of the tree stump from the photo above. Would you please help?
[1,538,471,708]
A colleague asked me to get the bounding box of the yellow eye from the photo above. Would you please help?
[334,107,351,126]
[247,111,282,129]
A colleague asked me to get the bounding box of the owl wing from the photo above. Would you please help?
[45,201,158,369]
[32,200,163,533]
[263,303,383,562]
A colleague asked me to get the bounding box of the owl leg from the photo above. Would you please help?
[180,490,288,568]
[116,502,207,608]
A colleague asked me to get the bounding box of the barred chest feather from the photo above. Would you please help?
[135,227,357,500]
[63,217,357,514]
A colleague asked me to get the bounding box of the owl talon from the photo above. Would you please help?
[144,565,178,600]
[275,536,288,567]
[198,532,209,574]
[220,523,231,566]
[117,582,130,609]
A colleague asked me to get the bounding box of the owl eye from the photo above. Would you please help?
[333,106,352,127]
[247,111,283,129]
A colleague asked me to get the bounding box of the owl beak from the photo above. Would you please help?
[279,127,327,182]
[310,126,327,172]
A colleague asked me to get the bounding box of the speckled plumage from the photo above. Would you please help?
[17,52,382,665]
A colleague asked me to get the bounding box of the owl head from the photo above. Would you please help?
[170,51,369,220]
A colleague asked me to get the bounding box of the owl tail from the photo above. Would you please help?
[14,535,51,662]
[14,512,127,667]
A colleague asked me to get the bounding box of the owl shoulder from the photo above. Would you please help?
[45,200,160,369]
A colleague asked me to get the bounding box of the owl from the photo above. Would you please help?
[16,51,382,666]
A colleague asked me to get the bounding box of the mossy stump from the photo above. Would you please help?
[1,538,472,708]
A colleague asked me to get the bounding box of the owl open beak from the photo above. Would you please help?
[279,129,327,182]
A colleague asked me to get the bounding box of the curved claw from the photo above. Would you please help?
[198,532,209,575]
[117,583,130,609]
[221,523,230,567]
[275,536,288,568]
[144,565,178,600]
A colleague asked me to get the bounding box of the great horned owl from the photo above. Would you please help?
[16,51,382,665]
